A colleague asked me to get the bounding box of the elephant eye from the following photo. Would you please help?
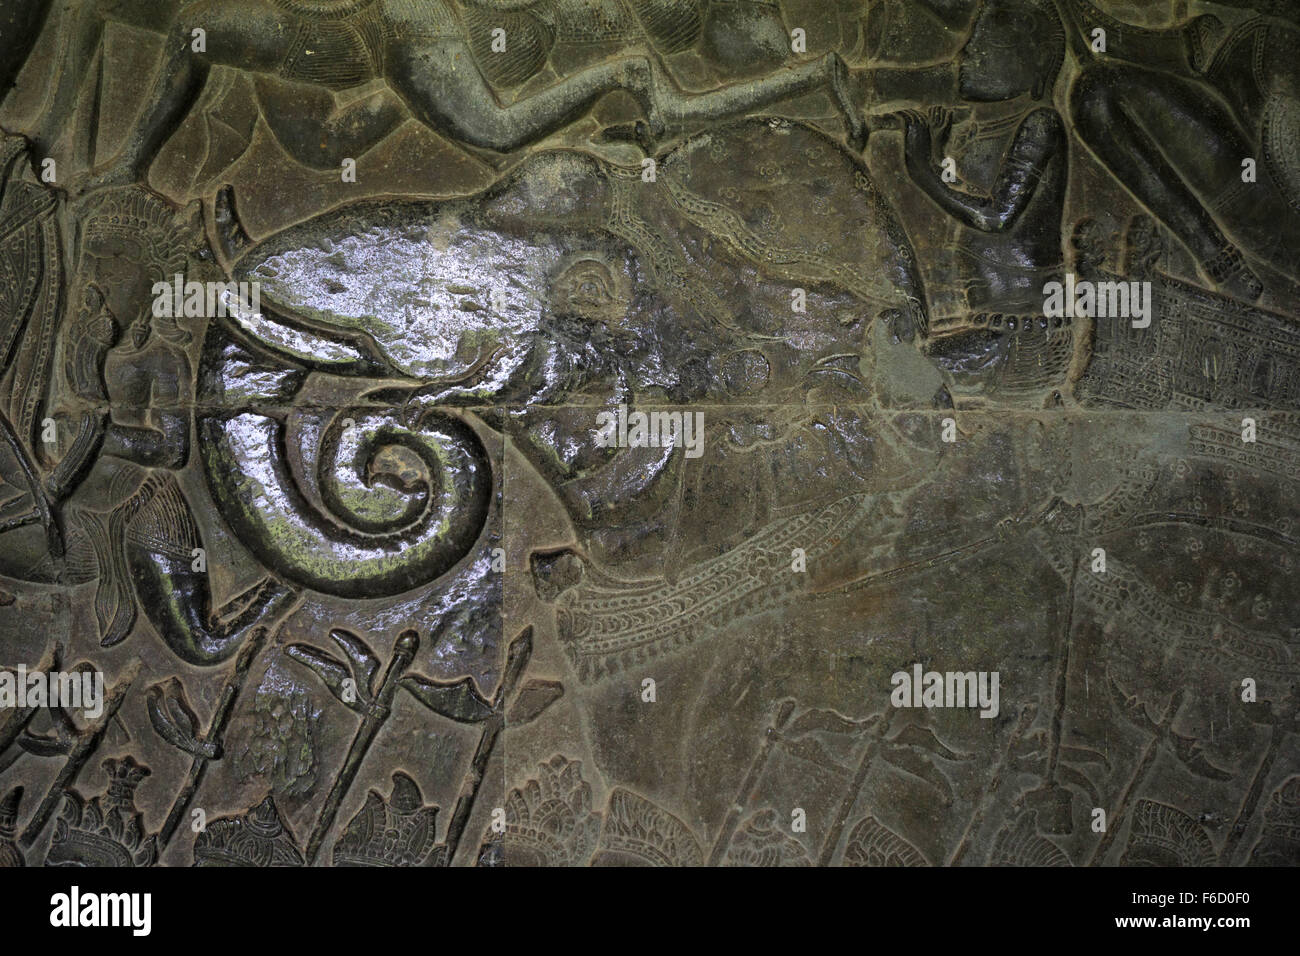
[552,257,626,323]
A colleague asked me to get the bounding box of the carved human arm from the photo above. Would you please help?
[100,413,189,470]
[44,411,108,503]
[903,108,1063,233]
[44,295,116,502]
[100,349,191,471]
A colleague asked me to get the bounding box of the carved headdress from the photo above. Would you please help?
[45,757,159,867]
[332,771,439,866]
[976,0,1067,99]
[72,187,194,280]
[70,187,199,348]
[192,794,305,867]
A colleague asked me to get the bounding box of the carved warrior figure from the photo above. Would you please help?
[0,175,297,664]
[27,0,863,191]
[1060,0,1300,302]
[883,0,1076,402]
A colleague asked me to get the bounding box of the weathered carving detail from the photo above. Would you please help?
[1120,800,1217,867]
[46,757,159,867]
[484,755,602,866]
[842,815,930,867]
[192,794,305,867]
[333,771,439,866]
[0,0,1296,869]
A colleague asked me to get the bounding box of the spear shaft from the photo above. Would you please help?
[1087,689,1184,866]
[0,641,62,757]
[304,630,419,865]
[158,627,269,850]
[1220,722,1289,865]
[436,627,532,867]
[20,661,139,849]
[949,704,1037,865]
[817,708,894,865]
[707,699,796,866]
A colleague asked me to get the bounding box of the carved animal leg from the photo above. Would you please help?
[127,546,299,666]
[123,473,298,666]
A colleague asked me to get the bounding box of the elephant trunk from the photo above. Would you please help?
[198,405,491,599]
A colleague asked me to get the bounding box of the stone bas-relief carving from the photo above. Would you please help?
[0,0,1296,868]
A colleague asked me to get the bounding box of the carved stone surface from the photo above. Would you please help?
[0,0,1296,867]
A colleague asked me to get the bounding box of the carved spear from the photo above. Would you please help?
[949,704,1037,865]
[818,709,895,865]
[290,625,545,867]
[427,626,535,867]
[149,626,271,850]
[292,628,421,865]
[1219,704,1299,865]
[1087,682,1186,865]
[0,640,62,765]
[707,699,796,866]
[19,659,139,849]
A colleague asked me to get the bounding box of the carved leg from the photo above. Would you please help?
[253,76,408,170]
[84,0,296,190]
[386,39,660,152]
[1069,61,1265,298]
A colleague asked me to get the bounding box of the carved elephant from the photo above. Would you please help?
[199,118,930,597]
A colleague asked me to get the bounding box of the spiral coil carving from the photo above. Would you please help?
[199,405,491,599]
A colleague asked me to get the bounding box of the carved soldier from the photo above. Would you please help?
[0,185,298,663]
[885,0,1073,401]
